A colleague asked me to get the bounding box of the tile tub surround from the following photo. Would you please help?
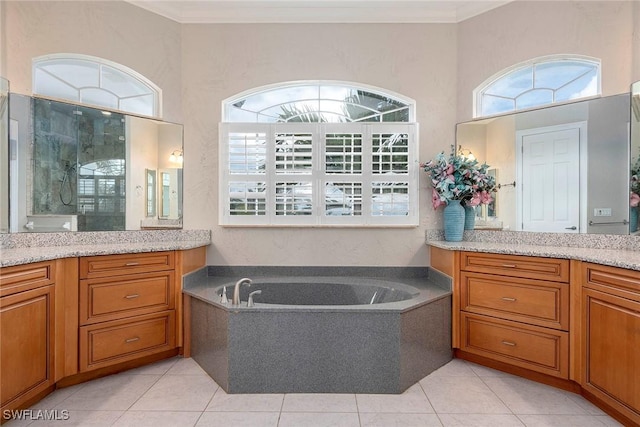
[0,229,211,267]
[426,229,640,271]
[184,266,452,394]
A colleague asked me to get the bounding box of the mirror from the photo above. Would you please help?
[0,77,8,233]
[7,94,183,232]
[456,93,630,234]
[630,82,640,235]
[145,168,156,217]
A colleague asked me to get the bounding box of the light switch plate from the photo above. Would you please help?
[594,208,612,217]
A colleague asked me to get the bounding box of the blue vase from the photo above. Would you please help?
[464,205,476,230]
[631,206,638,233]
[444,200,465,242]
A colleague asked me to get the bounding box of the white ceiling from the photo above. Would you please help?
[126,0,512,24]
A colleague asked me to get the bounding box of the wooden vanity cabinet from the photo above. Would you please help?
[0,261,56,416]
[581,263,640,425]
[78,252,177,372]
[457,252,571,379]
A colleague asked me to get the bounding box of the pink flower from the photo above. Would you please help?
[432,188,445,210]
[446,164,454,175]
[631,192,640,207]
[480,190,493,204]
[467,192,482,207]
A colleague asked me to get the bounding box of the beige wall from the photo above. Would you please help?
[4,1,182,122]
[181,24,457,266]
[457,1,635,122]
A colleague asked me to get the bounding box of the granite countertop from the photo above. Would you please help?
[428,240,640,272]
[0,230,211,268]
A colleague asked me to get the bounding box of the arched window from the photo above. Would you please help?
[220,81,418,227]
[224,81,413,123]
[474,55,601,118]
[33,54,162,118]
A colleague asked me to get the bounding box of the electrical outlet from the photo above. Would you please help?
[594,208,612,217]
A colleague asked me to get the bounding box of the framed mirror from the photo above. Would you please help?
[7,94,184,232]
[456,93,630,234]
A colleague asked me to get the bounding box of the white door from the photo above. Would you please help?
[518,126,581,233]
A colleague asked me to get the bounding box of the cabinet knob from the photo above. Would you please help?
[124,294,140,299]
[125,337,140,343]
[501,340,516,346]
[501,297,517,302]
[501,264,517,268]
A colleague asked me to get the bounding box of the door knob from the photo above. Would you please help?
[565,226,577,230]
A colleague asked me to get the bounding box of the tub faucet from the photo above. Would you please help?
[247,290,262,307]
[232,278,252,306]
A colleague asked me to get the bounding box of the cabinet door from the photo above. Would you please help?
[583,288,640,424]
[0,285,54,408]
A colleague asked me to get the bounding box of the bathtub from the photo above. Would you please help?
[184,266,452,394]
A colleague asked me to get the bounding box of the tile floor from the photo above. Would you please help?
[4,357,622,427]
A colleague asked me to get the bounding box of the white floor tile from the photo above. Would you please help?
[195,411,279,427]
[438,413,525,426]
[420,376,510,414]
[427,359,478,378]
[356,383,434,414]
[360,412,443,426]
[165,357,209,376]
[120,357,179,375]
[57,374,160,410]
[517,414,625,426]
[129,374,218,411]
[112,410,202,427]
[278,412,360,427]
[28,410,123,426]
[466,362,518,378]
[206,389,284,412]
[482,377,587,415]
[282,394,357,413]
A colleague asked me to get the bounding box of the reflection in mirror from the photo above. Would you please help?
[0,77,8,233]
[8,95,183,232]
[456,93,630,234]
[146,169,156,217]
[630,82,640,234]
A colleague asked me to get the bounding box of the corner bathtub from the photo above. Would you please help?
[183,267,452,394]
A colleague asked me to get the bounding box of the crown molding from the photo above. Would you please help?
[126,1,512,24]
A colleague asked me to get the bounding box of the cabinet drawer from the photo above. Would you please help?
[460,312,568,378]
[0,261,55,298]
[583,263,640,300]
[461,272,569,330]
[79,272,175,325]
[80,252,174,279]
[79,311,176,371]
[461,252,569,283]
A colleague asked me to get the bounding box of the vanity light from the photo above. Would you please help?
[457,147,475,161]
[169,149,183,164]
[101,111,112,116]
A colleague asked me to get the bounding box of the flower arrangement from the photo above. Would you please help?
[631,155,640,207]
[421,145,497,210]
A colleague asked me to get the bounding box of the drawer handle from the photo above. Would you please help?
[125,262,140,266]
[501,340,517,346]
[501,264,517,268]
[501,297,517,302]
[124,294,140,299]
[125,337,140,343]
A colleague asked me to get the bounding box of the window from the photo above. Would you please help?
[220,82,418,226]
[474,55,600,117]
[33,54,162,118]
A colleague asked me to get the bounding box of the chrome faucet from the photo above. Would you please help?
[232,277,252,306]
[247,290,262,307]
